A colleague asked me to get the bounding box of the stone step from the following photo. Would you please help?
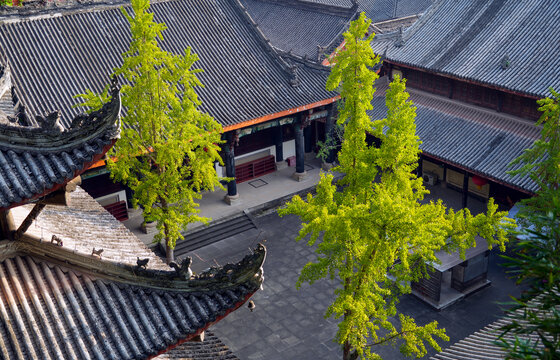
[174,212,257,256]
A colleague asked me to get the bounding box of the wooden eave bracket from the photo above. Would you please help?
[13,176,82,240]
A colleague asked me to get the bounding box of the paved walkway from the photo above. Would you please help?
[120,159,521,359]
[123,158,331,247]
[188,211,521,360]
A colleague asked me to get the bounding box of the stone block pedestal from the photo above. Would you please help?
[292,171,308,182]
[224,194,240,205]
[276,161,288,170]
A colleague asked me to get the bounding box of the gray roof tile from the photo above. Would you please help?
[0,0,336,130]
[0,250,263,359]
[3,187,266,360]
[239,0,351,60]
[238,0,430,61]
[0,71,121,210]
[11,187,170,270]
[377,0,560,98]
[155,331,238,359]
[370,81,539,193]
[431,298,549,360]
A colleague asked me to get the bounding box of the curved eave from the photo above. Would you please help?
[0,85,121,210]
[0,84,121,153]
[17,235,266,293]
[0,139,117,211]
[0,241,266,359]
[223,95,340,132]
[149,290,257,360]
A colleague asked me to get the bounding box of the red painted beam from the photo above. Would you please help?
[384,60,541,100]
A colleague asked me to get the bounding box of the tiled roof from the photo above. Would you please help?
[376,0,560,98]
[0,0,336,129]
[10,187,170,270]
[300,0,430,21]
[303,0,354,7]
[156,331,238,360]
[0,247,264,359]
[358,0,431,23]
[1,188,265,360]
[239,0,352,60]
[0,69,121,210]
[431,299,549,360]
[238,0,430,61]
[370,80,540,193]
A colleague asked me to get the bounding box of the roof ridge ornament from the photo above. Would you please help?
[0,76,121,153]
[500,54,511,70]
[395,26,405,47]
[289,64,300,87]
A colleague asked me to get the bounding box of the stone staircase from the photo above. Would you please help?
[174,211,257,257]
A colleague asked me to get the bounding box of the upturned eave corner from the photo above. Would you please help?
[0,77,122,211]
[17,234,266,293]
[0,75,122,153]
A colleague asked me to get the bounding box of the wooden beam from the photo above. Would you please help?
[14,203,46,240]
[0,210,15,240]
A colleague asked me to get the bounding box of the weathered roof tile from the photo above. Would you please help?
[0,0,336,129]
[377,0,560,98]
[370,81,539,192]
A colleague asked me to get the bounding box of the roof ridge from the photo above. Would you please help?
[248,0,357,17]
[398,0,443,44]
[18,233,266,292]
[0,76,121,152]
[276,49,333,73]
[0,0,128,22]
[320,9,360,60]
[229,0,301,87]
[402,85,541,140]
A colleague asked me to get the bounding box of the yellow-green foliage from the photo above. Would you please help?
[77,0,224,258]
[279,12,513,359]
[508,89,560,218]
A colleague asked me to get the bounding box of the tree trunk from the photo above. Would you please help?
[342,273,354,360]
[343,340,352,360]
[161,198,175,264]
[165,239,174,264]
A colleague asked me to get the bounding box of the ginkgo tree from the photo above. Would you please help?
[78,0,224,263]
[279,13,513,360]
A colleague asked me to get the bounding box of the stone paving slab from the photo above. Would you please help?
[120,160,521,359]
[204,210,522,360]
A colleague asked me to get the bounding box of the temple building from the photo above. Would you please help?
[0,75,265,359]
[237,0,431,64]
[371,0,558,208]
[361,0,557,308]
[0,0,342,215]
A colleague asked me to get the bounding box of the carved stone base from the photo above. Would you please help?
[141,221,157,234]
[292,171,308,182]
[321,162,334,171]
[224,194,240,205]
[276,161,288,170]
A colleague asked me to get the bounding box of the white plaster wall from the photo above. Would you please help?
[215,140,296,177]
[283,139,296,159]
[236,146,274,164]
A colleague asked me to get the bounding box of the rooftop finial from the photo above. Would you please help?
[289,65,300,87]
[395,27,405,47]
[500,55,511,70]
